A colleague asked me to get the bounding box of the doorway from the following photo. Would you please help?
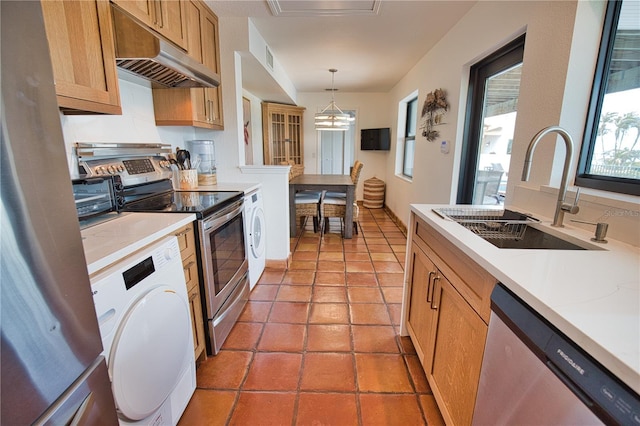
[320,111,356,174]
[458,35,525,205]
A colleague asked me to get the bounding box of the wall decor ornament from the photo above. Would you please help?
[421,88,448,141]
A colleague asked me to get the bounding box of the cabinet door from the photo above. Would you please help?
[286,110,303,164]
[174,225,206,361]
[183,253,205,360]
[152,0,222,129]
[262,103,305,165]
[188,282,206,360]
[156,0,187,49]
[406,243,437,363]
[264,109,287,165]
[428,276,488,426]
[42,0,121,115]
[201,10,223,128]
[111,0,154,27]
[112,0,187,49]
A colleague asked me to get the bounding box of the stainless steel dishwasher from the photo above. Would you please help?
[472,284,640,425]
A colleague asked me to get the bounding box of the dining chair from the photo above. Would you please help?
[324,160,362,199]
[295,192,322,233]
[287,161,322,233]
[321,161,364,235]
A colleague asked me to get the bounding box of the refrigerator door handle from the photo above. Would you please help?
[70,393,96,426]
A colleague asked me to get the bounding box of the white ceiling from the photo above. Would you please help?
[207,0,476,97]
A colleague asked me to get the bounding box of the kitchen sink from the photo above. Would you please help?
[481,224,602,250]
[433,208,604,250]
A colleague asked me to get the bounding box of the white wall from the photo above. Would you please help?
[214,21,291,262]
[242,89,264,165]
[296,92,391,200]
[60,71,198,178]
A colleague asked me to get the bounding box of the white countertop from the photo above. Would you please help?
[81,212,196,276]
[411,204,640,394]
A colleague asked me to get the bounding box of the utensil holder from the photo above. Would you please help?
[178,170,198,190]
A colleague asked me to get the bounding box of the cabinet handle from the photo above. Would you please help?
[430,276,440,310]
[175,227,192,237]
[156,2,164,28]
[189,289,198,302]
[183,261,196,271]
[426,271,435,302]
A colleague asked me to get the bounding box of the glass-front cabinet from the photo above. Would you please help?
[262,102,305,165]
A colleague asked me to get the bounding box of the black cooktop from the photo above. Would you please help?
[124,190,244,219]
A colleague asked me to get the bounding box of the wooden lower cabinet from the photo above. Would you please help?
[406,243,436,362]
[406,213,497,425]
[173,224,206,361]
[428,274,488,426]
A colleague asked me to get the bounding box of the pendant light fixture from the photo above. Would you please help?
[315,69,354,131]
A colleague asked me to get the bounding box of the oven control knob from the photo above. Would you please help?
[95,166,105,175]
[107,165,116,174]
[117,165,125,173]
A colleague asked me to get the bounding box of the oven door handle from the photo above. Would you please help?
[202,201,243,231]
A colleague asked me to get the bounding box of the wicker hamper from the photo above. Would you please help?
[363,177,385,208]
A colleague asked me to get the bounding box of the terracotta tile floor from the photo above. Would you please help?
[179,208,445,426]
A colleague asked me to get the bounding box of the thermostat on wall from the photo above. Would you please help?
[440,140,450,154]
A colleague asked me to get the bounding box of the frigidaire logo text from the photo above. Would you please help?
[557,348,585,375]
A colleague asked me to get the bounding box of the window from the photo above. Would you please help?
[403,97,418,177]
[458,35,525,205]
[577,0,640,196]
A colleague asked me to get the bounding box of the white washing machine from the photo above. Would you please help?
[91,235,195,425]
[244,187,266,290]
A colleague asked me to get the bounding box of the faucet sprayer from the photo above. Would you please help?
[521,126,580,227]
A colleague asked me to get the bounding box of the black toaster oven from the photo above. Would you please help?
[72,175,124,223]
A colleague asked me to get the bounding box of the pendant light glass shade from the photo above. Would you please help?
[315,69,354,131]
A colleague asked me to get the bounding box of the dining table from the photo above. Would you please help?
[289,174,356,238]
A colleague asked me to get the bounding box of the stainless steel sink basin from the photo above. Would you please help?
[433,208,604,250]
[481,224,599,250]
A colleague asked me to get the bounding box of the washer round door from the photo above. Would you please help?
[250,206,266,259]
[109,286,191,421]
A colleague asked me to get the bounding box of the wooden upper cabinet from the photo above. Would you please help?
[111,0,187,50]
[42,0,121,115]
[152,0,223,129]
[262,102,305,165]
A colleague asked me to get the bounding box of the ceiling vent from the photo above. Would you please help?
[267,0,381,16]
[266,46,274,70]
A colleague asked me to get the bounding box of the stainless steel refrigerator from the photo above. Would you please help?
[1,2,118,424]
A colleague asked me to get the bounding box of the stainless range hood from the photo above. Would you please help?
[111,5,220,88]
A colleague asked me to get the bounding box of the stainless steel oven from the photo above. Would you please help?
[198,199,249,354]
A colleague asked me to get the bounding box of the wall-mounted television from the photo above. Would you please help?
[361,128,391,151]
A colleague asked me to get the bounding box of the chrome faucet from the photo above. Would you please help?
[521,126,580,227]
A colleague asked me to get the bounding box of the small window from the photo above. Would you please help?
[403,97,418,178]
[576,0,640,196]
